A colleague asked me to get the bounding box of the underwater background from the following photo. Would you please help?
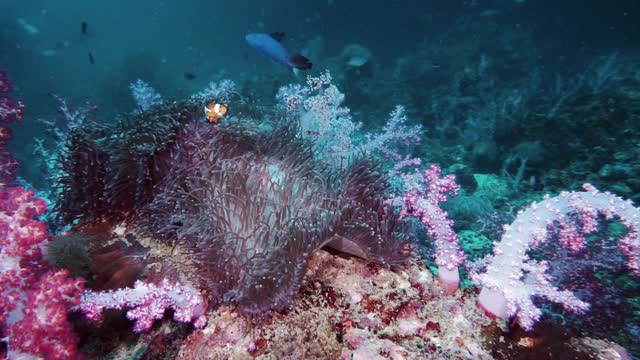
[2,0,640,359]
[1,0,639,188]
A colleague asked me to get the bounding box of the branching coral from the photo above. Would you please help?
[77,278,207,332]
[0,66,24,184]
[129,79,163,112]
[387,162,466,293]
[473,184,640,330]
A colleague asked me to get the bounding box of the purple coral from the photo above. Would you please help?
[360,105,423,162]
[387,163,465,293]
[77,278,207,332]
[276,73,423,171]
[473,184,640,330]
[275,83,308,115]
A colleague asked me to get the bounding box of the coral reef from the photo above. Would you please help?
[118,249,623,360]
[176,250,492,359]
[5,37,640,357]
[0,66,24,184]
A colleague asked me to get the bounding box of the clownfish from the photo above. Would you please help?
[204,101,228,123]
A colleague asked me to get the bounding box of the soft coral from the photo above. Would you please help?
[0,185,85,359]
[0,66,24,184]
[0,67,84,359]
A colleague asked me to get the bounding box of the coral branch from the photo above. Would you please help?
[129,79,163,112]
[474,184,640,330]
[7,270,84,359]
[0,66,24,184]
[77,279,208,332]
[387,164,465,293]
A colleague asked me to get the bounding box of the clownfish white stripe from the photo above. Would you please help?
[204,101,228,123]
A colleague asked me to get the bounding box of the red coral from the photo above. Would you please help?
[0,186,49,323]
[1,185,85,359]
[8,270,84,359]
[0,67,84,359]
[425,321,441,333]
[0,67,24,125]
[0,66,24,184]
[247,337,268,356]
[1,186,85,359]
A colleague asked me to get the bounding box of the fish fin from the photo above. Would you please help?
[292,67,301,78]
[289,54,312,70]
[269,32,285,42]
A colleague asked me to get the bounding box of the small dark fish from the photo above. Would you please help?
[269,32,285,42]
[81,21,87,35]
[88,51,95,64]
[184,72,196,80]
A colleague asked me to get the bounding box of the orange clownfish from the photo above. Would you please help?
[204,101,228,123]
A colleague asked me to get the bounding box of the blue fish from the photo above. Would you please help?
[245,32,312,75]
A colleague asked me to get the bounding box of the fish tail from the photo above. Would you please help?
[288,54,312,70]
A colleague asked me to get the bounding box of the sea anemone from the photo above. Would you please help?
[143,118,411,318]
[55,101,198,224]
[56,100,411,319]
[101,101,196,214]
[55,124,109,224]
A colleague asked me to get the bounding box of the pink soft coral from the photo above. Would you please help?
[77,278,207,332]
[387,163,465,293]
[7,270,84,359]
[0,67,84,359]
[0,185,85,359]
[474,184,640,331]
[0,66,24,184]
